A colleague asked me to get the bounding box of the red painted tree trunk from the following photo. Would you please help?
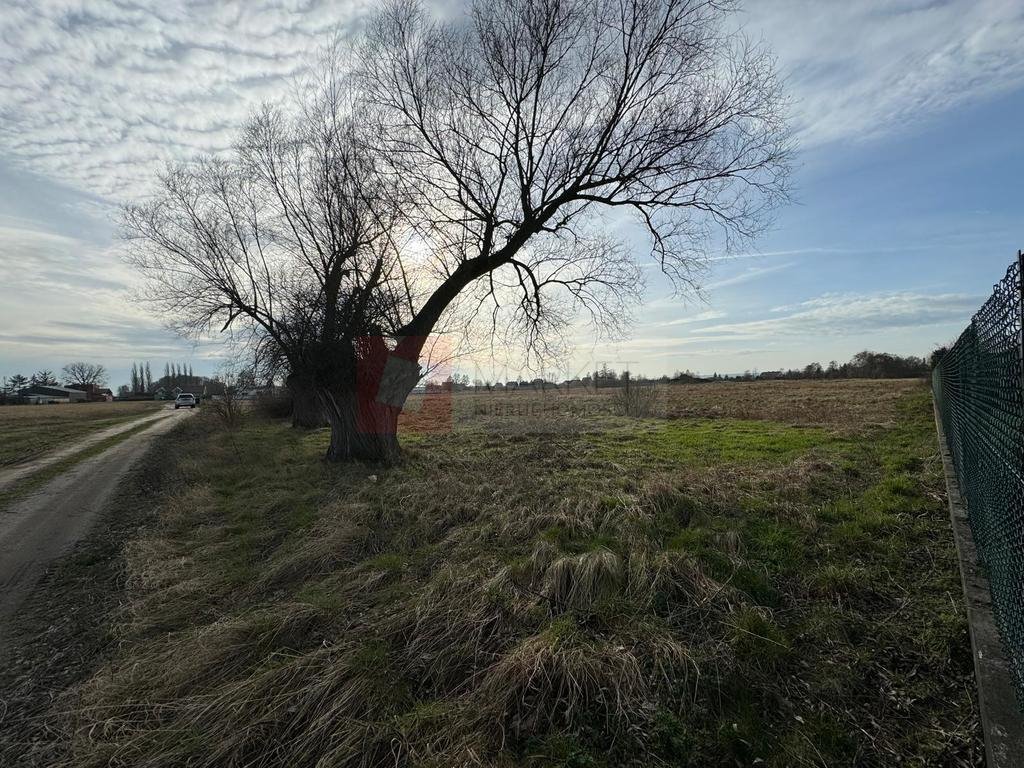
[320,336,424,463]
[321,388,402,462]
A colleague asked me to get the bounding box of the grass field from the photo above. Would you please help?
[62,380,980,767]
[0,401,162,467]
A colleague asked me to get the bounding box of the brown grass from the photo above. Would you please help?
[54,380,980,767]
[420,378,925,438]
[0,400,163,466]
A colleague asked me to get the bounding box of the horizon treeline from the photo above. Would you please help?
[432,350,934,391]
[126,361,201,394]
[720,350,931,382]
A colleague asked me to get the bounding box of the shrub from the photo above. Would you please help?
[253,389,292,420]
[206,387,245,430]
[611,383,660,417]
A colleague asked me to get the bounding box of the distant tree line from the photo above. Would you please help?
[422,350,932,393]
[745,351,930,381]
[126,361,201,395]
[0,349,933,405]
[0,363,109,403]
[0,365,108,393]
[0,361,217,404]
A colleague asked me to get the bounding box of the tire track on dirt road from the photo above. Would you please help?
[0,407,180,493]
[0,408,193,631]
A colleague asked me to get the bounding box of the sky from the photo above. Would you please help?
[0,0,1022,388]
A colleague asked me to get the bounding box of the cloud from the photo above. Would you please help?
[711,244,936,262]
[0,224,218,369]
[705,262,795,290]
[0,0,371,201]
[743,0,1024,147]
[649,309,727,328]
[554,289,977,375]
[693,290,980,340]
[0,1,1018,205]
[0,226,131,296]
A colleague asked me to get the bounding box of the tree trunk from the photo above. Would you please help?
[321,388,402,462]
[319,336,423,463]
[287,374,326,428]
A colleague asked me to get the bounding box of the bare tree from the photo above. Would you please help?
[352,0,790,443]
[126,0,789,462]
[63,361,108,389]
[124,57,408,445]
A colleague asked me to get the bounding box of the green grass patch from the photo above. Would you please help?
[592,418,832,467]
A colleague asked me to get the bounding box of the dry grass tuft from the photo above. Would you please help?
[540,549,624,611]
[478,630,648,739]
[256,516,372,589]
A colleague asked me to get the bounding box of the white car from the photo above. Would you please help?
[174,393,197,409]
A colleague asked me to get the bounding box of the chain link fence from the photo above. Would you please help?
[933,252,1024,708]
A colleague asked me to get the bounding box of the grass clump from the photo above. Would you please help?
[727,606,790,667]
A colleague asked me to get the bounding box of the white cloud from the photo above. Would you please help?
[694,290,980,340]
[705,262,795,290]
[554,289,977,375]
[0,0,371,201]
[0,1,1018,204]
[713,244,936,262]
[744,0,1024,147]
[649,309,727,327]
[0,224,218,368]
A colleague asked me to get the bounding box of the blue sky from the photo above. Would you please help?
[0,0,1022,388]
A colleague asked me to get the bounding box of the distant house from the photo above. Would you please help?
[19,384,88,403]
[201,380,227,398]
[150,378,226,401]
[67,383,114,401]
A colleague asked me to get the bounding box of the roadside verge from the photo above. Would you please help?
[0,414,198,767]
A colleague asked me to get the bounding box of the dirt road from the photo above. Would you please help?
[0,407,179,492]
[0,407,192,627]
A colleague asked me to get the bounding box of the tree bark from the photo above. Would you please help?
[320,388,402,462]
[319,336,423,463]
[287,374,326,429]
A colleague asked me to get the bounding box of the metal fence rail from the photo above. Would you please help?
[933,252,1024,708]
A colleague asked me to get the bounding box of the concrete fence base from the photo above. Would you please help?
[934,404,1024,766]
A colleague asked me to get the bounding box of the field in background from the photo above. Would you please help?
[60,380,980,767]
[415,378,925,430]
[0,401,163,467]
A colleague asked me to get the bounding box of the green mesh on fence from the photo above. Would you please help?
[933,254,1024,708]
